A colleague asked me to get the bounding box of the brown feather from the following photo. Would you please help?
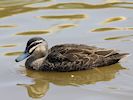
[38,44,128,72]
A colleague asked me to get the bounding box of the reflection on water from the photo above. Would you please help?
[91,27,133,32]
[18,64,124,98]
[16,30,49,36]
[0,0,50,7]
[91,27,120,32]
[57,24,77,29]
[4,51,23,56]
[40,14,87,20]
[0,1,132,18]
[105,0,121,3]
[101,16,126,24]
[0,44,16,48]
[0,0,50,18]
[45,2,133,9]
[18,80,49,98]
[128,27,133,30]
[105,34,133,40]
[15,24,76,36]
[0,25,16,28]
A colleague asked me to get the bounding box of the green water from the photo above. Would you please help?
[0,0,133,100]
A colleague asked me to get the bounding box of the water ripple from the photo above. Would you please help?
[105,34,133,40]
[18,64,124,98]
[0,44,16,48]
[40,14,87,20]
[91,27,133,32]
[91,27,120,32]
[0,1,132,18]
[0,25,16,28]
[101,16,127,24]
[16,30,49,36]
[4,51,23,56]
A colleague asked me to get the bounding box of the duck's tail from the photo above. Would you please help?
[114,53,129,60]
[116,53,129,61]
[108,52,129,63]
[103,52,129,66]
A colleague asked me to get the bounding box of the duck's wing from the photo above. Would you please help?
[47,44,126,62]
[47,44,96,62]
[91,49,128,67]
[49,44,97,52]
[43,44,128,71]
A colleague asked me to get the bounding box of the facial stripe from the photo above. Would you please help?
[27,37,44,46]
[29,44,39,54]
[26,42,40,52]
[29,40,44,47]
[26,41,43,54]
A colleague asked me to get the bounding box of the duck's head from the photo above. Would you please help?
[15,37,48,62]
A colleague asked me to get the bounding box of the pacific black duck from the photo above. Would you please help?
[15,37,128,72]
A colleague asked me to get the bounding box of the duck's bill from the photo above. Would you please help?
[15,52,30,62]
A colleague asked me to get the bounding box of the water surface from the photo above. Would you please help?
[0,0,133,100]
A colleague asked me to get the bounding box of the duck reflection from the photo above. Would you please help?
[21,80,49,98]
[19,64,125,98]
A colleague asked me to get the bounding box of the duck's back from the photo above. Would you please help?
[40,44,127,72]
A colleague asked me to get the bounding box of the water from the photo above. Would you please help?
[0,0,133,100]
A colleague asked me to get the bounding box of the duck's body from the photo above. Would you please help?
[16,37,128,72]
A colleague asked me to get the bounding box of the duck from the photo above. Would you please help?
[15,37,128,72]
